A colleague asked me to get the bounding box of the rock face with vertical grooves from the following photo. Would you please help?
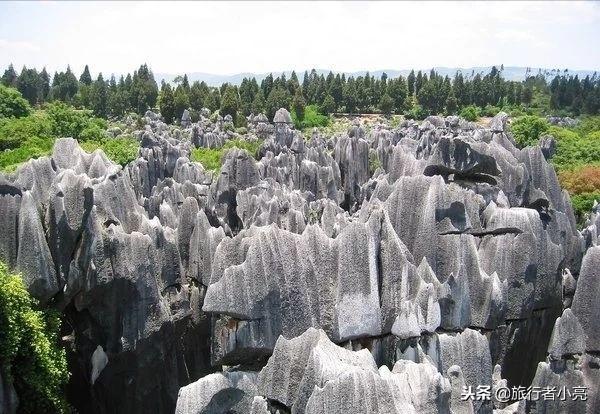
[1,109,597,413]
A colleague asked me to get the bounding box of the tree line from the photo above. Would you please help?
[2,63,599,124]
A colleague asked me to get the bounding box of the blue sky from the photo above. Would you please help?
[1,1,599,76]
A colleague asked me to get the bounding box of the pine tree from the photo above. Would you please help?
[173,85,190,120]
[320,93,336,115]
[251,90,266,114]
[159,83,176,123]
[89,73,108,117]
[16,67,41,105]
[1,64,18,87]
[378,93,394,115]
[189,81,207,112]
[266,87,291,120]
[80,65,92,86]
[407,70,416,96]
[130,64,158,114]
[220,84,239,119]
[292,88,306,120]
[38,68,50,103]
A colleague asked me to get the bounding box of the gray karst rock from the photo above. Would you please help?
[1,110,596,413]
[570,246,600,353]
[548,308,585,359]
[181,109,192,128]
[175,371,259,414]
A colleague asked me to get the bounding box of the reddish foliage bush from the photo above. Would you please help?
[559,165,600,195]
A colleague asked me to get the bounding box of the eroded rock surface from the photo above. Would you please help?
[1,109,596,413]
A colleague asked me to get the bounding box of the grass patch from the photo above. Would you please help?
[0,137,54,173]
[191,138,263,172]
[291,105,330,130]
[80,136,140,166]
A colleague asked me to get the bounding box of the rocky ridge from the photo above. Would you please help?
[0,108,597,413]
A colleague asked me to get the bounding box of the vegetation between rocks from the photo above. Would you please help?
[0,261,69,413]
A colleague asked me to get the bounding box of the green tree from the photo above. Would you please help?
[378,93,394,115]
[204,89,220,113]
[89,73,108,117]
[16,67,41,106]
[79,65,92,86]
[1,64,18,87]
[130,64,158,114]
[220,84,239,119]
[265,87,291,120]
[251,90,265,114]
[49,67,79,103]
[509,115,550,147]
[173,85,190,121]
[0,261,69,413]
[189,81,207,112]
[407,70,416,96]
[387,78,408,113]
[343,79,358,113]
[292,88,306,120]
[445,91,458,114]
[320,93,336,116]
[0,85,31,118]
[38,68,50,104]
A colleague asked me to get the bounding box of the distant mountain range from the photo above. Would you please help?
[155,66,599,86]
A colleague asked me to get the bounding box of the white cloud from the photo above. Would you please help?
[0,38,40,53]
[0,1,598,75]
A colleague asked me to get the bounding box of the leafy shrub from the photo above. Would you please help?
[459,105,480,122]
[574,116,600,136]
[0,85,31,118]
[549,126,600,171]
[0,137,54,172]
[0,111,54,150]
[390,115,403,128]
[404,104,428,121]
[45,101,107,139]
[570,192,600,222]
[292,105,329,130]
[481,105,501,117]
[501,104,526,118]
[235,127,248,135]
[559,165,600,195]
[80,136,140,166]
[368,151,382,174]
[191,139,263,172]
[79,123,108,142]
[0,261,69,413]
[509,115,550,147]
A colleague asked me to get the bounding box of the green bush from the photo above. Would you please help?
[369,151,382,174]
[509,115,550,148]
[570,192,600,222]
[45,101,107,140]
[0,85,31,119]
[574,116,600,137]
[0,111,54,151]
[548,125,600,171]
[80,136,140,166]
[459,105,480,122]
[190,146,222,172]
[404,104,428,121]
[292,105,329,130]
[0,262,69,413]
[0,137,54,172]
[481,105,501,117]
[0,102,116,170]
[191,139,263,172]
